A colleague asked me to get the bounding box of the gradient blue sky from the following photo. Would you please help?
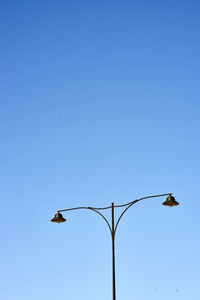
[1,1,200,299]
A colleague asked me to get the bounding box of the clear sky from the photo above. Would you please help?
[0,1,200,299]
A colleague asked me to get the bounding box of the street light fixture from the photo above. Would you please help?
[162,195,179,207]
[51,193,179,300]
[51,212,66,223]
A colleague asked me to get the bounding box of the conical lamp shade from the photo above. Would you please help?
[51,213,66,223]
[162,195,179,207]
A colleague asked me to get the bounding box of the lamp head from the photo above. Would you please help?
[51,212,66,223]
[162,195,179,207]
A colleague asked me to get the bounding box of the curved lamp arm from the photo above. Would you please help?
[58,206,112,235]
[88,207,112,235]
[55,193,173,236]
[114,193,172,234]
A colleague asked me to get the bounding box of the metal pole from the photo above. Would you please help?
[111,202,116,300]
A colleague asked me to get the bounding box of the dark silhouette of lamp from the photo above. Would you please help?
[162,195,179,207]
[50,192,179,300]
[51,212,66,223]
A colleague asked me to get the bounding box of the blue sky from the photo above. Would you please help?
[0,1,200,299]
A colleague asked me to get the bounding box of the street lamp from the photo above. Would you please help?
[51,193,179,300]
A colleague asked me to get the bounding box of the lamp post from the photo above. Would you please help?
[51,193,179,300]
